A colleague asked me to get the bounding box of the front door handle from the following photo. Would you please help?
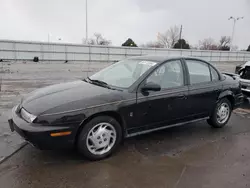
[176,95,187,99]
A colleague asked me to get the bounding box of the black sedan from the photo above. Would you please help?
[8,56,243,160]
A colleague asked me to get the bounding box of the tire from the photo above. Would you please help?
[207,98,232,128]
[77,116,122,161]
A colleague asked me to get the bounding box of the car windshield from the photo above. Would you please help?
[89,59,157,88]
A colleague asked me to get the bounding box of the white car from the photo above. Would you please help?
[236,61,250,98]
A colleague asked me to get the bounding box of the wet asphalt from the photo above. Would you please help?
[0,111,250,188]
[0,61,250,188]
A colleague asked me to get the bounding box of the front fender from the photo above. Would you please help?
[82,101,121,118]
[36,110,87,126]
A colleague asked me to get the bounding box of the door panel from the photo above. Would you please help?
[136,86,188,129]
[188,83,222,118]
[128,59,189,134]
[184,59,222,119]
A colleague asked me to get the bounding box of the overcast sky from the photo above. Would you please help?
[0,0,249,49]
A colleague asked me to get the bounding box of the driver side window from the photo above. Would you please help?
[146,60,184,90]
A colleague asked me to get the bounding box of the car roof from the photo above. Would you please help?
[129,55,206,63]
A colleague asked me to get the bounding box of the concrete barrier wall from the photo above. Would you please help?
[1,39,250,63]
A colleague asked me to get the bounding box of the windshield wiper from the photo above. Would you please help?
[85,77,111,88]
[84,77,122,91]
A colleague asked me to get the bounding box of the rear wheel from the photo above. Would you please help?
[207,98,232,128]
[77,116,122,161]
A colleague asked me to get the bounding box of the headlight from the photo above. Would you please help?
[20,108,37,123]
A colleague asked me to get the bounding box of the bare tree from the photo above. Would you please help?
[199,38,218,50]
[218,36,231,51]
[82,33,111,45]
[86,38,96,45]
[94,33,102,45]
[219,36,231,47]
[157,25,180,48]
[199,36,233,51]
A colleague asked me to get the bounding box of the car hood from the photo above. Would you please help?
[21,80,123,115]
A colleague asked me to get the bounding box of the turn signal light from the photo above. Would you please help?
[50,131,72,137]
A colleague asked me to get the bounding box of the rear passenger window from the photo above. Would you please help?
[186,60,211,84]
[210,66,219,81]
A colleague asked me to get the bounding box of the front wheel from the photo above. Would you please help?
[77,116,122,161]
[207,98,232,128]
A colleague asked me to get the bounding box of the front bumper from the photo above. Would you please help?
[8,106,77,150]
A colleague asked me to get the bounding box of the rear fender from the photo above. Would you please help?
[218,90,234,101]
[207,90,234,116]
[217,90,235,107]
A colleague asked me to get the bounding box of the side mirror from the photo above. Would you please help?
[141,82,161,92]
